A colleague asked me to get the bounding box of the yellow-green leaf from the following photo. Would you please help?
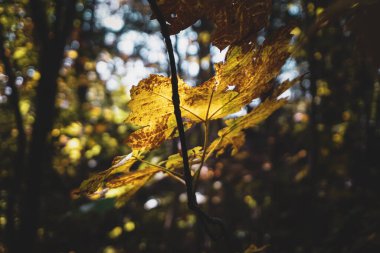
[79,151,142,196]
[104,166,161,207]
[207,78,300,156]
[126,27,294,151]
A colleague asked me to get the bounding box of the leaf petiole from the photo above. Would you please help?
[134,156,185,185]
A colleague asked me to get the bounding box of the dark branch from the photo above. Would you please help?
[147,0,226,240]
[147,0,194,207]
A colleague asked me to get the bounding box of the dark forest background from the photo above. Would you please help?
[0,0,379,252]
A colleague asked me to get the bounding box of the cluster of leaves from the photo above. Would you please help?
[79,0,300,207]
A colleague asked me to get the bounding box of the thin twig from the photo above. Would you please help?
[151,91,204,122]
[192,121,209,189]
[147,0,194,205]
[147,0,226,240]
[193,90,215,189]
[135,157,186,184]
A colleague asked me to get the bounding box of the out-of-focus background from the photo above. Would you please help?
[0,0,379,252]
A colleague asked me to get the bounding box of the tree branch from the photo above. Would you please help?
[147,0,225,240]
[147,0,195,207]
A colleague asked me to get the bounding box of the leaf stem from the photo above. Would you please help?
[205,136,223,161]
[148,0,226,240]
[147,0,194,202]
[192,121,209,189]
[152,91,204,122]
[193,89,214,189]
[135,157,185,185]
[209,92,240,119]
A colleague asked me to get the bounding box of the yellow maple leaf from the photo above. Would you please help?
[104,166,161,207]
[126,27,294,152]
[126,75,196,150]
[77,149,185,204]
[207,78,300,156]
[78,151,151,200]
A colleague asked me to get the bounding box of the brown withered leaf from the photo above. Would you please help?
[208,78,299,156]
[126,27,293,151]
[155,0,271,49]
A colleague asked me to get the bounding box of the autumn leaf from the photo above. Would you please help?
[126,27,294,151]
[77,150,163,205]
[208,77,301,156]
[207,88,287,157]
[80,18,296,207]
[79,151,140,195]
[244,243,269,253]
[78,148,186,205]
[104,166,161,207]
[155,0,271,49]
[125,75,196,151]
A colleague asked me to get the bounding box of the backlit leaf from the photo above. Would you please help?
[208,79,299,156]
[104,167,161,207]
[79,151,142,196]
[126,75,194,150]
[126,27,294,151]
[155,0,271,49]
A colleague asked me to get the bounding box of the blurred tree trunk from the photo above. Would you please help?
[0,24,26,253]
[17,1,75,252]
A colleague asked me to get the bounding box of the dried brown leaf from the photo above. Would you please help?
[155,0,271,49]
